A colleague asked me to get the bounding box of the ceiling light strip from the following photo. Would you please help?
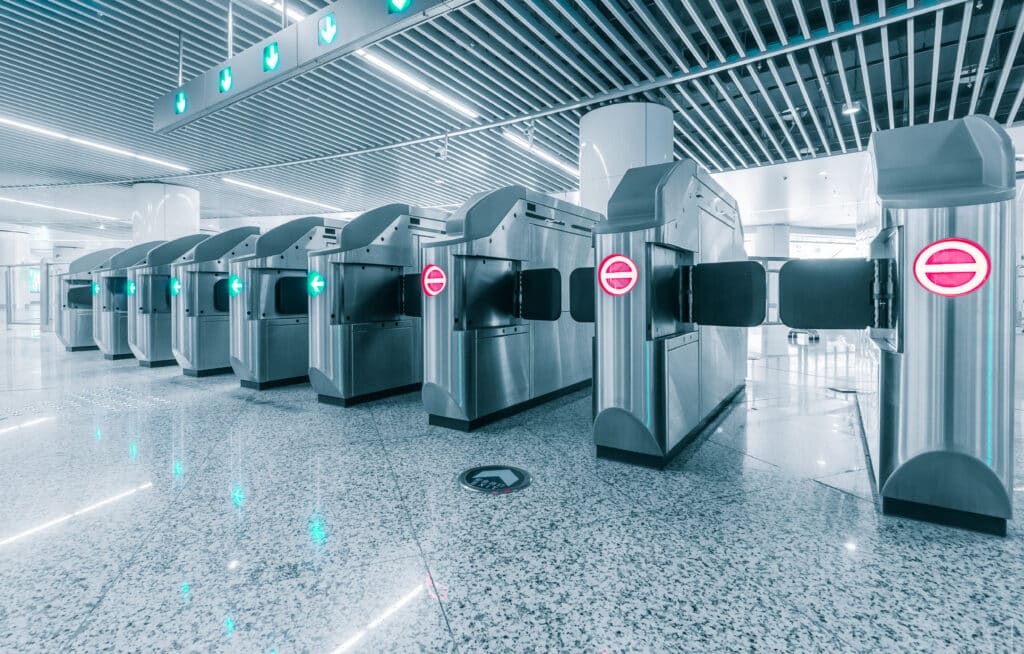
[0,196,120,221]
[503,131,579,177]
[222,177,344,211]
[356,49,480,119]
[0,115,188,171]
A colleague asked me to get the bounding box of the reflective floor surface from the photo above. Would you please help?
[1,325,1021,653]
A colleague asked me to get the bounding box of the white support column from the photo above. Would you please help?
[579,102,674,216]
[130,183,200,242]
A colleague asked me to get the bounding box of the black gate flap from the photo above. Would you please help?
[517,268,562,321]
[691,260,767,327]
[401,273,422,318]
[569,267,595,323]
[778,259,874,329]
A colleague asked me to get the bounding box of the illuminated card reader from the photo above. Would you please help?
[570,161,765,468]
[778,116,1015,535]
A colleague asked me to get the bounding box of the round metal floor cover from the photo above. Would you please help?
[459,465,531,494]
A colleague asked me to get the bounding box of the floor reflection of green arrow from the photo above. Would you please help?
[308,271,325,296]
[263,42,280,71]
[170,278,182,296]
[319,14,337,44]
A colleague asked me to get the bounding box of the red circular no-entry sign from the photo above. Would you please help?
[598,254,639,296]
[913,238,990,297]
[422,264,447,297]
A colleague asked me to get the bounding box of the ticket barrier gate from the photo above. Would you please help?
[172,227,260,376]
[55,248,122,351]
[421,187,603,430]
[93,241,165,360]
[127,234,209,367]
[570,161,766,468]
[778,116,1015,535]
[230,216,342,389]
[309,205,447,406]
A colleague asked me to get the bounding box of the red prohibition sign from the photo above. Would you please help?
[422,264,447,297]
[912,238,991,297]
[598,254,639,296]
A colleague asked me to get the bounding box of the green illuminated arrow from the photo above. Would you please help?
[308,271,325,297]
[263,42,280,71]
[126,280,136,295]
[387,0,412,13]
[170,277,182,297]
[174,91,187,114]
[229,275,244,296]
[91,281,100,296]
[219,67,233,93]
[318,14,338,45]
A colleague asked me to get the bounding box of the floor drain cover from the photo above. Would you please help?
[459,465,531,494]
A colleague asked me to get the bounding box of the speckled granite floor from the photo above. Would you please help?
[0,326,1021,653]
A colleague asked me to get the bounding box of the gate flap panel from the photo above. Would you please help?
[691,261,766,327]
[778,259,874,329]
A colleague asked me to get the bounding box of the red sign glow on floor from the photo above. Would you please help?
[421,264,447,296]
[912,238,990,297]
[598,254,639,296]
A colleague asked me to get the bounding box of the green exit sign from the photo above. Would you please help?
[174,91,187,115]
[387,0,411,13]
[263,42,280,72]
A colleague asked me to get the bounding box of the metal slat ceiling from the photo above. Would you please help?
[0,0,1022,235]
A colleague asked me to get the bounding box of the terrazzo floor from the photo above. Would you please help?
[0,325,1021,653]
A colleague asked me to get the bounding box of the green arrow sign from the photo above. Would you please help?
[170,277,182,297]
[229,275,244,297]
[174,91,187,114]
[126,280,137,295]
[387,0,412,13]
[219,67,233,93]
[318,14,338,45]
[263,42,280,72]
[91,281,100,296]
[308,271,326,297]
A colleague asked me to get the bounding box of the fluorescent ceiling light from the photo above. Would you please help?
[841,100,863,116]
[222,177,343,212]
[258,0,305,22]
[0,482,152,547]
[330,584,424,653]
[0,115,188,171]
[503,131,580,177]
[355,49,480,119]
[0,196,120,221]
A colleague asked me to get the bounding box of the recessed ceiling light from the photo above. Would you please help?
[0,195,120,221]
[503,131,579,177]
[0,115,188,171]
[258,0,305,21]
[222,177,343,212]
[355,49,480,119]
[841,100,863,116]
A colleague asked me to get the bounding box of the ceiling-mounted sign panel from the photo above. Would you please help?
[153,0,450,134]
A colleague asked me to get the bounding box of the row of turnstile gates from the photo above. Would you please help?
[54,117,1015,535]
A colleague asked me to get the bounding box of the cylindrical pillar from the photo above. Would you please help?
[579,102,674,216]
[130,183,200,242]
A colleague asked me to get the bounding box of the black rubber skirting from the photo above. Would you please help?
[66,345,99,352]
[883,496,1007,537]
[139,359,177,368]
[596,385,744,470]
[318,382,422,407]
[240,375,309,390]
[183,366,233,378]
[429,379,591,432]
[104,352,135,360]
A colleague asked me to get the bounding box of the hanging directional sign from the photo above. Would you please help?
[308,270,326,297]
[421,264,447,296]
[218,67,233,93]
[263,42,281,72]
[228,274,244,297]
[126,280,137,296]
[459,465,531,494]
[170,277,182,297]
[174,91,187,115]
[913,238,991,297]
[318,13,338,45]
[598,254,639,296]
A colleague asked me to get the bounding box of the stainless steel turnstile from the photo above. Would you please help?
[55,249,122,351]
[421,187,603,430]
[127,234,209,367]
[309,205,447,405]
[93,241,165,360]
[570,162,766,468]
[172,226,260,377]
[778,116,1016,535]
[229,216,342,389]
[41,261,68,333]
